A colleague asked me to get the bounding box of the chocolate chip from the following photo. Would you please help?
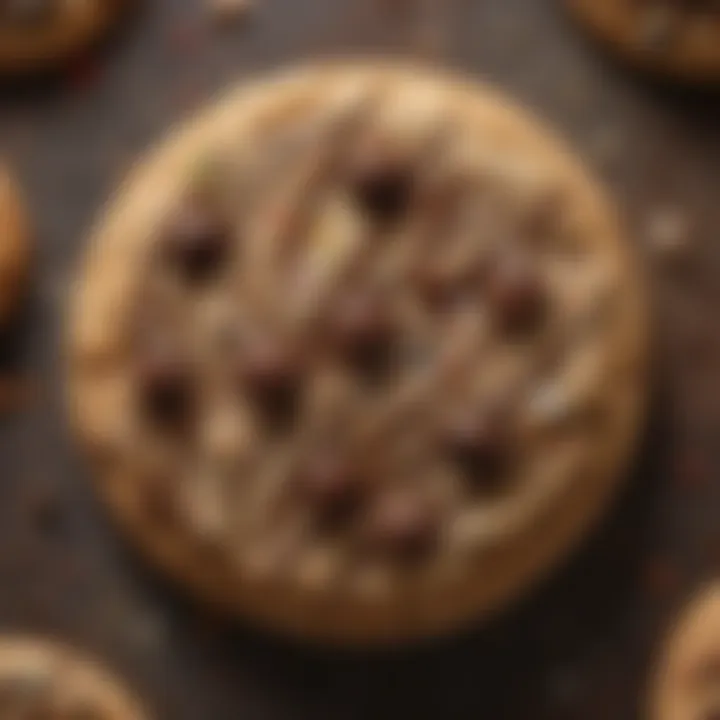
[486,251,547,335]
[296,451,365,527]
[412,259,488,310]
[349,140,414,224]
[443,408,512,488]
[366,492,439,561]
[239,338,302,428]
[137,343,194,429]
[328,290,395,377]
[162,200,230,284]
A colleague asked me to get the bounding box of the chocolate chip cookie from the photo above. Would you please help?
[566,0,720,82]
[0,165,30,325]
[650,585,720,720]
[69,63,649,643]
[0,637,147,719]
[0,0,129,73]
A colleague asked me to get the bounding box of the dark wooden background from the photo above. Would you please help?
[0,0,719,717]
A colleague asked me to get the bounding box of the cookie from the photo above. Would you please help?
[650,585,720,720]
[0,165,31,325]
[565,0,720,83]
[69,63,649,644]
[0,0,129,74]
[0,637,147,719]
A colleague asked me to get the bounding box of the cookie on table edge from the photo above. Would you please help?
[565,0,720,84]
[0,636,147,719]
[650,584,720,720]
[0,0,132,75]
[68,61,650,645]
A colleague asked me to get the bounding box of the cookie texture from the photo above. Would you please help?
[0,0,128,73]
[651,585,720,720]
[69,63,649,644]
[0,165,30,325]
[0,637,147,719]
[566,0,720,82]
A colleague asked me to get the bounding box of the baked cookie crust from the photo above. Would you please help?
[69,62,649,644]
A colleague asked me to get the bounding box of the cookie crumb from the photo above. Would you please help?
[209,0,254,26]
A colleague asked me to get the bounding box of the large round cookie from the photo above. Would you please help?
[0,637,147,718]
[0,165,30,325]
[650,585,720,720]
[0,0,128,74]
[566,0,720,83]
[69,63,649,644]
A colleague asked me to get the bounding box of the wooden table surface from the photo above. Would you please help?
[0,0,719,718]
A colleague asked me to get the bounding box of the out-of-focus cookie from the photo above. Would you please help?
[651,584,720,720]
[0,165,30,325]
[566,0,720,83]
[69,62,648,644]
[0,0,129,74]
[0,637,147,719]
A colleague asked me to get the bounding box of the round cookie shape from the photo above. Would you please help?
[0,637,147,719]
[650,585,720,720]
[69,63,649,644]
[0,165,31,325]
[0,0,129,74]
[565,0,720,83]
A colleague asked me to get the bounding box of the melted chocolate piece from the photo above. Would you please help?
[161,200,230,284]
[349,140,414,224]
[366,492,439,561]
[239,338,302,428]
[296,451,365,527]
[486,251,548,335]
[443,407,512,489]
[328,289,395,377]
[137,342,195,429]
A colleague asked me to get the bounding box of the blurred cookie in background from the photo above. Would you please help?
[0,165,30,326]
[651,584,720,720]
[0,637,148,719]
[565,0,720,84]
[0,0,131,74]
